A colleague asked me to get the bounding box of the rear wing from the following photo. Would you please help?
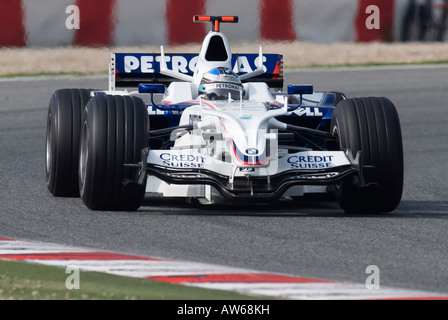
[109,53,284,90]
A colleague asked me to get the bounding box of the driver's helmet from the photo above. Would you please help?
[199,67,243,100]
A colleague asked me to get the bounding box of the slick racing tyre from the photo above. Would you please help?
[79,95,148,211]
[330,97,404,214]
[46,89,92,197]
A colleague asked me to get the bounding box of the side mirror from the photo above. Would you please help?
[138,83,166,94]
[288,85,313,95]
[287,85,314,112]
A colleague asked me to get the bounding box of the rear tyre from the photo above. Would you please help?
[330,97,403,214]
[46,89,92,197]
[79,95,148,211]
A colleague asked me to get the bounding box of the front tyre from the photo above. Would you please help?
[79,95,148,211]
[46,89,92,197]
[331,97,404,214]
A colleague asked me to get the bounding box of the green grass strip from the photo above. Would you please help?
[0,259,265,300]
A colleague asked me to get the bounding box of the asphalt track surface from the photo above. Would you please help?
[1,65,448,296]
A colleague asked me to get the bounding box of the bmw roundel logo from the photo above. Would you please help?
[246,148,258,155]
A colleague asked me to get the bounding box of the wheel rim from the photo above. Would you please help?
[331,119,342,150]
[79,121,89,191]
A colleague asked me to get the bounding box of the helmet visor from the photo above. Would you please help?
[200,82,242,100]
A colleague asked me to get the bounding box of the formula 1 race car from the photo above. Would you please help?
[46,16,403,214]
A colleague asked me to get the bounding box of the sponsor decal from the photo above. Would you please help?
[124,55,196,74]
[116,53,281,76]
[239,167,255,172]
[295,107,323,117]
[160,153,205,168]
[287,155,334,169]
[215,83,241,90]
[246,148,258,155]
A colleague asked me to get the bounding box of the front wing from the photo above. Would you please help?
[143,149,360,201]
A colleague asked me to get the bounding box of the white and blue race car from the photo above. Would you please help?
[46,16,403,213]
